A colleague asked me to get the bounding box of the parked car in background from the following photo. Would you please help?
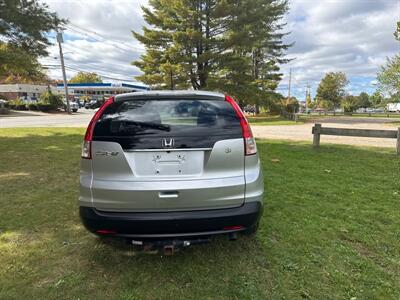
[0,99,10,114]
[79,91,264,252]
[63,101,79,112]
[85,99,102,109]
[387,103,400,113]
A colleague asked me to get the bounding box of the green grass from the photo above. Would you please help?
[299,113,400,121]
[0,128,399,299]
[248,115,302,125]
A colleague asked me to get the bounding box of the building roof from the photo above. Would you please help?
[55,83,149,90]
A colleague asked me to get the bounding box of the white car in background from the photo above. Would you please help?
[63,101,79,112]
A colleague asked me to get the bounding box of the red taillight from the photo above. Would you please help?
[225,95,257,155]
[96,229,117,234]
[223,225,244,230]
[81,97,115,159]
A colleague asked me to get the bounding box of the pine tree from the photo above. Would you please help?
[211,0,290,108]
[133,0,290,103]
[133,0,231,90]
[306,92,313,110]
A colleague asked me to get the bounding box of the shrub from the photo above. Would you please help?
[281,97,300,113]
[37,102,53,112]
[8,102,15,110]
[27,103,38,111]
[9,99,27,110]
[39,90,63,110]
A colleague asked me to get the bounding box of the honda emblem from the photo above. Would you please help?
[162,138,174,148]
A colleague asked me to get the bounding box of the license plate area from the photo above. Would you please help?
[127,151,204,177]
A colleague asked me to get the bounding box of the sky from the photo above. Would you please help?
[41,0,400,100]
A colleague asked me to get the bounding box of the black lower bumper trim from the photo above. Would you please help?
[80,202,262,238]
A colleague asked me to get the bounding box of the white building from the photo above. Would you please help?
[55,82,149,100]
[0,84,50,102]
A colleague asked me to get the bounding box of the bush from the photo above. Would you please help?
[281,97,300,113]
[27,103,38,111]
[9,99,27,110]
[37,103,53,112]
[39,90,63,110]
[268,101,284,114]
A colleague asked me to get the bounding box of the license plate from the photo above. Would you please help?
[128,151,204,176]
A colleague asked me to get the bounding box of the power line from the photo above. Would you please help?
[43,64,137,82]
[69,22,140,51]
[44,57,138,82]
[64,24,143,53]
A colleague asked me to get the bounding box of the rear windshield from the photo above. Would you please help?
[93,99,242,137]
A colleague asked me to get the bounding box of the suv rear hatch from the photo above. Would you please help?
[83,93,250,212]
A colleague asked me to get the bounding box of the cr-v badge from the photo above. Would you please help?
[95,151,119,156]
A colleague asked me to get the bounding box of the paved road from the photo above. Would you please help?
[1,111,399,148]
[0,110,94,128]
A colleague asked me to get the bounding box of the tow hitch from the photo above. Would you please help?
[131,238,210,255]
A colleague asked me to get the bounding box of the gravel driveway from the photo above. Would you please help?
[252,117,399,148]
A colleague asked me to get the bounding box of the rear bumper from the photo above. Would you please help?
[79,202,262,238]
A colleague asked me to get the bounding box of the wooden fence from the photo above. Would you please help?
[312,123,400,155]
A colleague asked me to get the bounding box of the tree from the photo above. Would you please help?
[342,95,359,113]
[315,72,348,109]
[357,92,371,108]
[0,0,65,56]
[0,0,65,81]
[69,72,103,84]
[208,0,290,109]
[394,20,400,41]
[132,0,290,107]
[377,55,400,102]
[0,43,49,83]
[376,21,400,103]
[306,91,313,110]
[132,0,226,90]
[281,96,299,113]
[370,91,384,108]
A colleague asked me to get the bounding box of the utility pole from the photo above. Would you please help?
[305,82,309,100]
[57,31,70,114]
[169,69,174,90]
[288,68,292,99]
[305,81,311,113]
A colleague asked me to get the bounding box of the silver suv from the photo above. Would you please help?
[79,91,264,244]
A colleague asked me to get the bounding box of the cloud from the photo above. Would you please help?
[40,0,148,83]
[280,0,400,98]
[41,0,399,98]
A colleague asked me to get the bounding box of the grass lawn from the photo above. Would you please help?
[0,128,399,299]
[299,113,400,121]
[248,115,303,126]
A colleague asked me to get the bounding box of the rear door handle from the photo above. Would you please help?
[158,191,179,198]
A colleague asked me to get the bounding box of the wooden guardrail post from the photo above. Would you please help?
[397,127,400,156]
[313,123,321,148]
